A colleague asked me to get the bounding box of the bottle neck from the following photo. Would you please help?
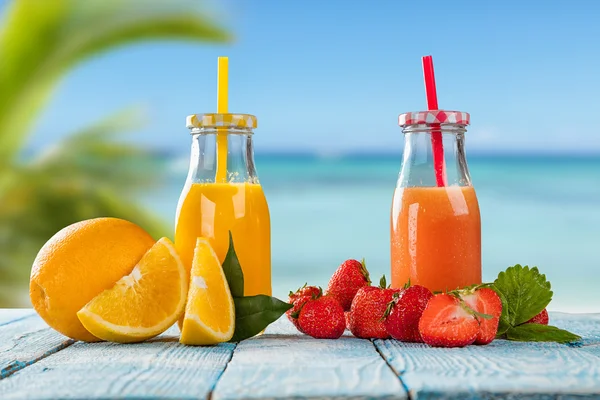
[186,128,259,184]
[398,125,472,187]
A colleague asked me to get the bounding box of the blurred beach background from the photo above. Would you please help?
[1,0,599,312]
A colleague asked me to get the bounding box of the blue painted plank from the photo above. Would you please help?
[375,339,600,399]
[213,317,406,400]
[0,314,74,380]
[0,309,34,326]
[0,325,235,399]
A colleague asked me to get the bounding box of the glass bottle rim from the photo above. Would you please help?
[398,110,470,128]
[186,113,257,130]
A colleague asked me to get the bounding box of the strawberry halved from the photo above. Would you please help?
[462,287,503,345]
[418,293,479,348]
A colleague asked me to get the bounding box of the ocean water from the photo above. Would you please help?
[143,154,600,313]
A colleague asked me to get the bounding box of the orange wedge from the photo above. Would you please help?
[180,238,235,345]
[77,237,188,343]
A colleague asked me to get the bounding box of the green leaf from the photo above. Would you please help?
[493,264,553,326]
[230,295,293,342]
[505,324,581,344]
[222,232,244,298]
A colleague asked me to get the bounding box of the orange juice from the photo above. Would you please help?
[175,182,271,296]
[391,186,481,292]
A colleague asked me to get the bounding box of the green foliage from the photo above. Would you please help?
[505,324,581,344]
[0,0,229,306]
[221,235,292,341]
[493,265,553,328]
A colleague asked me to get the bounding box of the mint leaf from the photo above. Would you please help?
[505,324,581,344]
[493,264,552,326]
[230,295,292,342]
[222,232,244,298]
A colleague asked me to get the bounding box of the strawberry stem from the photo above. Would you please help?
[360,258,371,285]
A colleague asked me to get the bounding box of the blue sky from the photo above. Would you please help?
[14,0,600,155]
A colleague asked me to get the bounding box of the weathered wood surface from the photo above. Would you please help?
[374,313,600,399]
[1,310,600,399]
[0,323,235,399]
[0,313,74,380]
[213,318,406,400]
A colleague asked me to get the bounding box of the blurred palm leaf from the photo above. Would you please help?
[0,0,230,306]
[0,0,229,160]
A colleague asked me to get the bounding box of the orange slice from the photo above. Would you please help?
[180,238,235,345]
[77,237,188,343]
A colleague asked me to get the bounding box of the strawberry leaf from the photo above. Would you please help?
[493,264,552,326]
[230,295,292,342]
[222,231,244,298]
[505,324,581,344]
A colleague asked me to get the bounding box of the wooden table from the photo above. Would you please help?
[1,309,600,399]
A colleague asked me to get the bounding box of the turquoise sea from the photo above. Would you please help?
[143,154,600,313]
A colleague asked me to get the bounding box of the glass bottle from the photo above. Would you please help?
[175,113,271,297]
[390,110,481,292]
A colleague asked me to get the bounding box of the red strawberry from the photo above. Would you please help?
[348,276,397,339]
[384,285,433,342]
[327,259,371,311]
[289,284,322,304]
[462,287,503,345]
[526,308,549,325]
[287,285,322,331]
[297,296,346,339]
[418,293,480,347]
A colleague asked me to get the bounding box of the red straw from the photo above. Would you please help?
[422,55,446,187]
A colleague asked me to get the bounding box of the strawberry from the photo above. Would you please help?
[297,295,346,339]
[418,293,480,347]
[327,259,371,311]
[287,285,322,331]
[526,308,549,325]
[289,284,322,304]
[348,276,397,339]
[383,285,432,342]
[461,287,503,345]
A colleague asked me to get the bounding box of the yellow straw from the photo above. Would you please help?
[216,56,228,183]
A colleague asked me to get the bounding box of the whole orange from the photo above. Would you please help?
[30,218,156,341]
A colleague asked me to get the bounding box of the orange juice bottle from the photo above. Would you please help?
[391,111,481,292]
[175,113,271,297]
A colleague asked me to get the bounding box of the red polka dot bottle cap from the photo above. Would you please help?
[398,110,470,127]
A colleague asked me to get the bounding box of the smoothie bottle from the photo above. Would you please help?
[175,113,271,297]
[390,111,481,292]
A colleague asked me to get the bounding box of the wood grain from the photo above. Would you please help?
[375,339,600,399]
[0,314,74,380]
[0,326,235,399]
[213,318,406,400]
